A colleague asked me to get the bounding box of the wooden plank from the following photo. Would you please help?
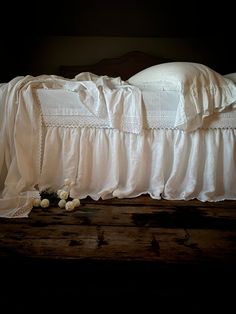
[1,223,236,264]
[1,197,235,228]
[1,196,236,266]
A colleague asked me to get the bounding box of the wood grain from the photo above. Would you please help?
[1,196,236,266]
[1,195,236,309]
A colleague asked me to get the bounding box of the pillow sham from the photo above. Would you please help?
[128,62,236,132]
[224,73,236,83]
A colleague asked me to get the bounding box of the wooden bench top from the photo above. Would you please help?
[1,195,236,265]
[1,195,236,308]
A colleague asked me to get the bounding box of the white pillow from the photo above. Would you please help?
[224,73,236,83]
[128,62,236,131]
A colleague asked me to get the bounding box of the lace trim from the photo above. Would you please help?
[43,115,109,128]
[42,115,144,134]
[42,114,236,131]
[12,191,40,218]
[34,89,45,176]
[12,203,32,218]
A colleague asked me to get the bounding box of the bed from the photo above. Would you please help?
[0,51,236,218]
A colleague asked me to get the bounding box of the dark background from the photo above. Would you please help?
[1,0,235,81]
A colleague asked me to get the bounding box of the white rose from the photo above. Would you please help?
[65,201,75,211]
[41,199,50,208]
[72,198,80,208]
[59,190,69,200]
[58,199,66,208]
[33,198,41,207]
[57,189,63,196]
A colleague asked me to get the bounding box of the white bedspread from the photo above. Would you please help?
[0,74,236,218]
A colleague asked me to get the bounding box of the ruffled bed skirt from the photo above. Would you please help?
[1,126,236,217]
[39,127,236,202]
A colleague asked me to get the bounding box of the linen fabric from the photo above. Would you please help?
[128,62,236,131]
[0,73,236,218]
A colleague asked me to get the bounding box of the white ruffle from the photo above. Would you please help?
[38,127,236,202]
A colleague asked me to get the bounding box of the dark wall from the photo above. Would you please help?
[1,36,235,82]
[0,0,235,82]
[2,0,233,37]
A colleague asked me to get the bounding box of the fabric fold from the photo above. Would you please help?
[1,73,236,218]
[37,72,144,134]
[39,127,236,203]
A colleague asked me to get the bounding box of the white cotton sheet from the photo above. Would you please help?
[0,74,236,218]
[36,78,236,130]
[0,76,44,217]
